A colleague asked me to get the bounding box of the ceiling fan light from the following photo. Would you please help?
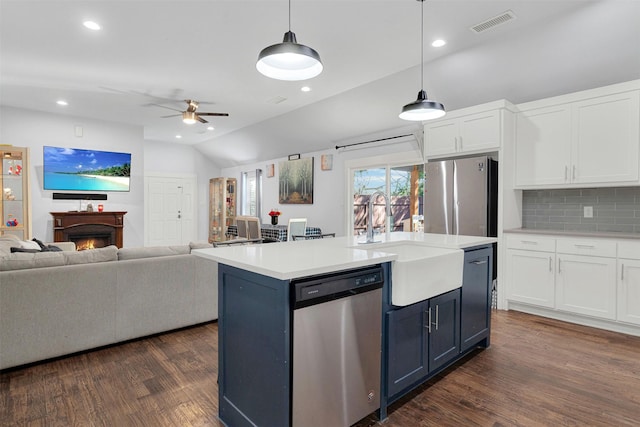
[399,90,446,121]
[256,31,323,81]
[182,111,197,124]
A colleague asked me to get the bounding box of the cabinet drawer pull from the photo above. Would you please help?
[573,165,576,180]
[435,305,439,331]
[558,258,562,274]
[521,240,538,245]
[426,308,432,334]
[574,244,595,249]
[565,166,568,181]
[622,263,625,281]
[471,260,487,265]
[549,256,553,272]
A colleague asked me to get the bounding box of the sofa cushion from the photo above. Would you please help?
[117,245,190,260]
[0,251,66,271]
[189,241,213,251]
[63,245,119,265]
[1,236,43,257]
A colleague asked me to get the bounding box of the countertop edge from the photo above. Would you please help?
[192,248,396,280]
[504,228,640,240]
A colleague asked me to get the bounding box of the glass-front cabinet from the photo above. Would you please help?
[1,147,31,239]
[209,177,237,243]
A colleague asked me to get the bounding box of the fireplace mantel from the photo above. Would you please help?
[51,211,127,248]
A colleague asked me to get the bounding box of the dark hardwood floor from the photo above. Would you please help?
[2,310,639,426]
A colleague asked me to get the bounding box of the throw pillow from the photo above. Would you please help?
[10,247,41,253]
[32,238,47,250]
[19,240,41,250]
[45,245,63,252]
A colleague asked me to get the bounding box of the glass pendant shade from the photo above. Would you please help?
[399,90,446,121]
[257,31,323,81]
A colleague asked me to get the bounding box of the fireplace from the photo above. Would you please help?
[51,211,127,250]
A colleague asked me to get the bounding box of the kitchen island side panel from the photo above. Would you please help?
[218,264,291,427]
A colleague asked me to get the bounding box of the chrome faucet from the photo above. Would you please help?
[365,191,390,243]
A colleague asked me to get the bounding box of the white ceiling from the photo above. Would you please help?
[1,0,639,167]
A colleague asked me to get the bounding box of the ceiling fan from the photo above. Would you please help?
[157,99,229,124]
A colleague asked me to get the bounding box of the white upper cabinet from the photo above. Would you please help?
[515,105,572,186]
[572,92,640,184]
[515,82,640,189]
[424,101,511,160]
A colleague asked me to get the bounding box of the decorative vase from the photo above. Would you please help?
[271,215,278,226]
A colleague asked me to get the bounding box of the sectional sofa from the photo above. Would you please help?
[0,235,218,370]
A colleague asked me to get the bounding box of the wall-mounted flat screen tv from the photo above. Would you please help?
[43,146,131,192]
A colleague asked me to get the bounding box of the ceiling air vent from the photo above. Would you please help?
[470,10,517,33]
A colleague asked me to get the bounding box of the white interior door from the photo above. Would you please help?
[145,175,196,246]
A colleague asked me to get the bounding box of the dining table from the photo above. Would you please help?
[226,223,322,242]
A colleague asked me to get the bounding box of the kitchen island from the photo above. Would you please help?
[193,232,496,427]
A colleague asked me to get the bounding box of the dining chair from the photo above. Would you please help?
[235,217,249,239]
[246,217,262,240]
[287,218,307,241]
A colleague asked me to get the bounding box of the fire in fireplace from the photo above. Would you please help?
[72,236,112,251]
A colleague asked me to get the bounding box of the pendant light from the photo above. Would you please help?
[399,0,445,121]
[256,0,323,81]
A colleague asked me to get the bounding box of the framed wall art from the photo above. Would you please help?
[266,163,275,178]
[278,157,313,204]
[321,154,333,171]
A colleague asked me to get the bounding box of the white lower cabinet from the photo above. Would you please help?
[506,249,555,308]
[555,254,617,320]
[506,233,640,333]
[618,241,640,326]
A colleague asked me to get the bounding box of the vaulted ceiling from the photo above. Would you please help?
[1,1,639,167]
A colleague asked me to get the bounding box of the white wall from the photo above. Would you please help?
[0,106,219,246]
[221,127,422,236]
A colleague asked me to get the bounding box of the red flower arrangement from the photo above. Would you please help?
[268,209,281,225]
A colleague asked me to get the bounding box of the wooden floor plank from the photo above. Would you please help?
[1,311,639,426]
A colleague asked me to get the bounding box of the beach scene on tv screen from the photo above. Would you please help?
[43,146,131,192]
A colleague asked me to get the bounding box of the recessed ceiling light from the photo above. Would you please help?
[56,100,68,106]
[175,135,182,139]
[207,126,215,131]
[301,86,311,92]
[432,39,446,48]
[83,21,101,31]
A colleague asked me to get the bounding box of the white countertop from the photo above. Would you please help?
[192,232,496,280]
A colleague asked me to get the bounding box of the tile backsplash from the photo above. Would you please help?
[522,187,640,234]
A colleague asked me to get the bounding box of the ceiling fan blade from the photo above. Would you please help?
[196,115,208,124]
[160,114,181,118]
[149,103,182,112]
[198,112,229,117]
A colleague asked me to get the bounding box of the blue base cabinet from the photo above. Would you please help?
[386,289,460,400]
[382,244,493,418]
[218,265,291,427]
[461,245,493,352]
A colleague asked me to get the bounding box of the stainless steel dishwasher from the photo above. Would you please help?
[291,265,383,427]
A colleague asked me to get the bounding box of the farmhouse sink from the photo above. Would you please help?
[366,242,464,306]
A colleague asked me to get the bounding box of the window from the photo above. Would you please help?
[352,164,423,236]
[240,169,262,217]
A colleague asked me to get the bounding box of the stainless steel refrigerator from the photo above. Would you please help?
[424,155,498,277]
